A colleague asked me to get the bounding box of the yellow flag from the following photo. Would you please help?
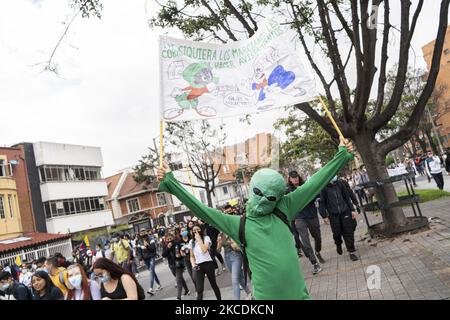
[83,235,90,248]
[15,255,22,267]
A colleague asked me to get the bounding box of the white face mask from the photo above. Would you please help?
[68,274,83,289]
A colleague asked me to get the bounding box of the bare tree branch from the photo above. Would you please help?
[223,0,255,37]
[378,0,449,157]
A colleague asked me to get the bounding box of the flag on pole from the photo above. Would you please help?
[159,17,317,122]
[14,255,22,267]
[80,235,90,250]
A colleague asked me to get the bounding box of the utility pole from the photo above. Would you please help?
[426,107,445,154]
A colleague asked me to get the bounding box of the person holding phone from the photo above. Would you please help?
[189,225,221,300]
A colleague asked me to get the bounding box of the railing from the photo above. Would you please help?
[0,239,73,266]
[356,172,428,237]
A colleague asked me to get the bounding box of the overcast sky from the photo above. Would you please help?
[0,0,448,176]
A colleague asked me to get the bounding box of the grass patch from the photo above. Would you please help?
[397,189,450,203]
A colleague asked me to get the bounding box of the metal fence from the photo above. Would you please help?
[0,238,73,267]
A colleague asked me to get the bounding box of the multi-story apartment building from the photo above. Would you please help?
[26,142,114,234]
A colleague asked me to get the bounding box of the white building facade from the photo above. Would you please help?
[33,142,114,234]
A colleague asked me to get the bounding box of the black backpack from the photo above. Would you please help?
[238,208,294,286]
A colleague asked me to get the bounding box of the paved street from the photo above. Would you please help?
[139,190,450,300]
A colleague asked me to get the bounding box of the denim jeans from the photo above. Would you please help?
[224,251,250,300]
[144,257,160,289]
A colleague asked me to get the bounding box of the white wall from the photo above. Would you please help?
[45,210,114,234]
[33,142,103,167]
[40,181,108,202]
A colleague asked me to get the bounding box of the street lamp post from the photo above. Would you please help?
[426,107,445,154]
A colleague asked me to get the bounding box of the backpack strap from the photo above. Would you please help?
[273,208,294,234]
[238,209,294,287]
[58,271,65,287]
[239,213,251,285]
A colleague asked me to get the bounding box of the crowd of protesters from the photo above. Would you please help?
[2,148,448,301]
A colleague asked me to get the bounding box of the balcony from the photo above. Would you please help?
[0,176,16,191]
[40,180,108,202]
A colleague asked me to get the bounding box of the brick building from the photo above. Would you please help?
[0,147,36,237]
[422,24,450,148]
[106,169,178,229]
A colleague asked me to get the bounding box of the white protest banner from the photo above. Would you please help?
[159,17,317,122]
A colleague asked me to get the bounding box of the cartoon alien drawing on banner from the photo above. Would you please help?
[164,63,218,120]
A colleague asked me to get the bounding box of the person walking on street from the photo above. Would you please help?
[425,150,445,190]
[405,158,418,187]
[206,223,226,275]
[217,232,251,300]
[190,224,222,300]
[111,233,132,271]
[286,170,324,275]
[319,176,360,262]
[180,226,196,288]
[444,149,450,176]
[162,232,190,300]
[138,236,162,295]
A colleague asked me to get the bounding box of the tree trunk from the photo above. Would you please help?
[206,185,214,208]
[354,133,407,232]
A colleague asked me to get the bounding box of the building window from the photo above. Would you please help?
[157,193,167,206]
[38,165,101,182]
[0,160,5,177]
[8,195,14,218]
[127,198,140,213]
[0,196,5,219]
[223,187,228,194]
[43,196,106,219]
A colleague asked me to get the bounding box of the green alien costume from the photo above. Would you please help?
[158,146,354,300]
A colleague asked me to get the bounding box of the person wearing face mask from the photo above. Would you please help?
[179,226,196,288]
[19,263,33,288]
[157,137,355,299]
[189,224,221,300]
[0,271,32,300]
[65,263,101,300]
[286,170,325,275]
[138,236,162,295]
[319,175,359,261]
[93,258,145,300]
[162,232,190,300]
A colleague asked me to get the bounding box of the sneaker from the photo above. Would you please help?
[147,288,154,295]
[312,263,322,275]
[336,245,343,255]
[183,290,191,296]
[316,252,325,264]
[156,284,162,291]
[349,253,359,261]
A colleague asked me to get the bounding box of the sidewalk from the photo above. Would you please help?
[303,197,450,300]
[159,197,450,300]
